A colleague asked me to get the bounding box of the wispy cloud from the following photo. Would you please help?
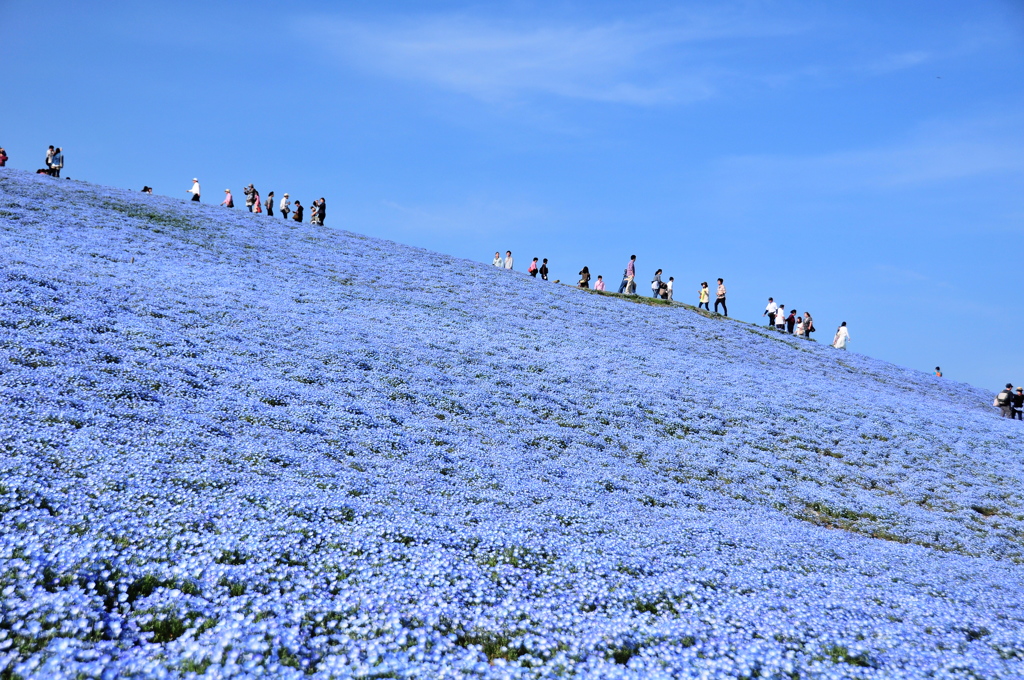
[296,11,800,106]
[714,115,1024,194]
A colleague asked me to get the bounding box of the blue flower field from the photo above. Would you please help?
[1,169,1023,678]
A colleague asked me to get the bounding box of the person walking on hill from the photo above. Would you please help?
[1013,388,1024,420]
[188,178,201,202]
[528,258,540,277]
[504,251,514,270]
[714,278,727,316]
[803,312,815,340]
[292,201,304,223]
[996,384,1015,418]
[698,282,710,310]
[50,148,64,177]
[786,309,798,334]
[493,252,503,267]
[578,266,591,288]
[221,189,234,208]
[617,255,637,294]
[266,191,275,217]
[774,305,786,331]
[595,275,605,291]
[832,322,850,350]
[0,147,8,167]
[651,269,663,298]
[540,258,549,280]
[764,297,778,327]
[280,193,290,219]
[666,277,674,301]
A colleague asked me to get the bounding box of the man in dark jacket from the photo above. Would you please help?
[996,384,1015,418]
[1012,387,1024,421]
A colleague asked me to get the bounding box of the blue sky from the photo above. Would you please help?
[2,0,1022,390]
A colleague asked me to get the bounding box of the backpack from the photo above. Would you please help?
[997,391,1011,406]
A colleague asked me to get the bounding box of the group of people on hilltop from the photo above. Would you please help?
[762,297,829,344]
[35,145,64,177]
[994,384,1024,420]
[186,178,326,225]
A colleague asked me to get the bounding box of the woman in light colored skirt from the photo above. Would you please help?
[832,322,850,350]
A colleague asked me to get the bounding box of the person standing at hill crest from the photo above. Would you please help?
[714,278,727,316]
[996,384,1015,418]
[280,193,290,219]
[787,309,798,334]
[504,251,514,270]
[698,282,709,310]
[539,258,549,280]
[832,322,850,349]
[188,178,201,202]
[764,297,777,327]
[935,367,942,377]
[651,269,663,298]
[50,148,63,177]
[595,275,605,291]
[266,191,275,216]
[1013,388,1024,420]
[667,277,674,301]
[578,266,591,288]
[292,201,304,223]
[492,252,503,267]
[0,147,8,167]
[618,255,636,294]
[221,189,234,208]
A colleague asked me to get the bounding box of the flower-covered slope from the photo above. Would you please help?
[1,169,1023,679]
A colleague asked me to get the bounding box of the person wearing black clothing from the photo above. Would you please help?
[578,266,591,288]
[293,201,304,222]
[318,198,326,226]
[539,258,549,281]
[1013,388,1024,420]
[786,310,798,334]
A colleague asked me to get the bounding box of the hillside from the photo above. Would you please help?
[1,169,1023,679]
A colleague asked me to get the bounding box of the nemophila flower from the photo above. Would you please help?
[0,168,1023,677]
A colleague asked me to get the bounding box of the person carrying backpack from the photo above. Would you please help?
[995,384,1015,418]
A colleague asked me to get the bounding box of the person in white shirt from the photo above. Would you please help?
[667,277,674,301]
[280,193,290,220]
[832,322,850,350]
[504,251,514,270]
[187,178,201,202]
[763,297,778,327]
[492,252,503,267]
[774,305,786,331]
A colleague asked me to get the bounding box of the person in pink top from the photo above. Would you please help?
[221,189,234,208]
[253,191,262,214]
[594,275,605,291]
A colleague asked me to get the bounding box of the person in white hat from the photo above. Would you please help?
[187,178,201,202]
[221,189,234,208]
[280,193,290,219]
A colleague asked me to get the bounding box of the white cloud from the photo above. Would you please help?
[297,11,799,105]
